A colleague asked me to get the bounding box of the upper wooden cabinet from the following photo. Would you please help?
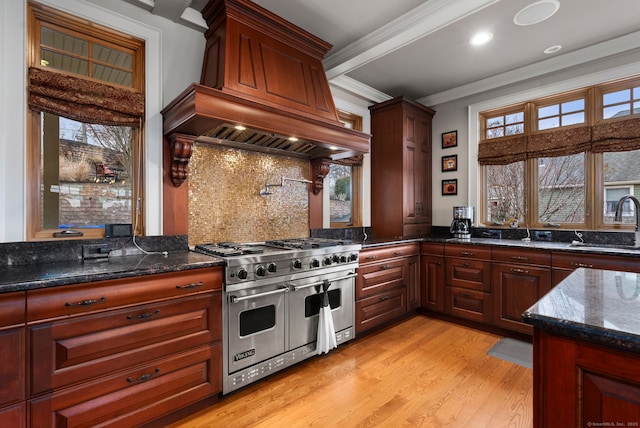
[369,97,435,239]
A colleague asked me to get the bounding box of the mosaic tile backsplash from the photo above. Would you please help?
[188,143,310,245]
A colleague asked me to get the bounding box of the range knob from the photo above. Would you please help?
[237,268,248,280]
[340,255,347,263]
[349,253,358,262]
[323,257,332,266]
[267,262,277,273]
[310,258,320,268]
[332,255,340,263]
[255,265,266,277]
[292,259,303,269]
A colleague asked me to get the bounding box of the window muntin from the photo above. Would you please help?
[602,85,640,119]
[28,2,144,239]
[484,111,524,139]
[537,98,585,130]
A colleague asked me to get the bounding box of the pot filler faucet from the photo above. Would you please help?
[614,195,640,247]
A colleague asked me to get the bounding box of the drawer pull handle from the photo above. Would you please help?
[510,268,529,274]
[462,292,472,298]
[176,281,204,289]
[570,262,594,268]
[366,255,378,260]
[127,310,160,320]
[511,256,529,261]
[127,368,160,384]
[379,264,392,270]
[462,262,471,267]
[393,251,404,256]
[379,295,390,301]
[460,251,475,256]
[65,296,107,307]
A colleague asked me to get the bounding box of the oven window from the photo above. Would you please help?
[305,289,341,318]
[239,305,276,336]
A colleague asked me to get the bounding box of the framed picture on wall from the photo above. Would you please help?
[442,179,458,196]
[442,155,457,172]
[442,130,457,149]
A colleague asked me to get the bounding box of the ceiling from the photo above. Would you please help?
[125,0,640,106]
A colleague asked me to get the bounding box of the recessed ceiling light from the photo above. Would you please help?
[234,125,246,131]
[288,136,298,142]
[544,45,562,54]
[470,31,493,46]
[514,0,560,26]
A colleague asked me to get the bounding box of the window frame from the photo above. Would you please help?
[26,1,146,240]
[329,110,363,228]
[479,75,640,231]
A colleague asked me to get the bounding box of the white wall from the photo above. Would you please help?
[429,49,640,227]
[0,0,205,242]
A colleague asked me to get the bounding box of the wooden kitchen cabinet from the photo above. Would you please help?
[444,244,492,323]
[420,242,445,313]
[552,251,640,285]
[25,267,223,427]
[406,255,420,312]
[355,243,418,334]
[369,97,435,239]
[534,330,640,427]
[0,291,26,428]
[492,247,551,334]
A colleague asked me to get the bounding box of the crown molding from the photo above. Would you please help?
[323,0,499,79]
[329,75,392,104]
[419,30,640,107]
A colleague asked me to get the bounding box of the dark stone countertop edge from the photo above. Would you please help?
[523,311,640,353]
[0,251,225,294]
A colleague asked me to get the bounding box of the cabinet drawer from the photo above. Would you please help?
[355,288,406,334]
[445,244,491,260]
[0,402,25,428]
[27,267,222,322]
[445,286,492,323]
[356,258,406,300]
[420,242,444,256]
[29,343,220,428]
[0,292,25,329]
[29,293,221,396]
[551,252,640,272]
[445,258,491,291]
[492,247,550,266]
[359,243,419,264]
[0,328,25,406]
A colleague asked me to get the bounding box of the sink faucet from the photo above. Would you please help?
[614,195,640,247]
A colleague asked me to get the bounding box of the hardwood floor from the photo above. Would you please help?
[167,316,533,428]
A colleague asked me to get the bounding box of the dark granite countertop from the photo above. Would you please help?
[0,251,224,293]
[523,268,640,353]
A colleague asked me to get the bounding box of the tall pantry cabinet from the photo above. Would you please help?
[369,97,436,239]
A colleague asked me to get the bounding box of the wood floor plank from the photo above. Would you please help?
[166,316,532,428]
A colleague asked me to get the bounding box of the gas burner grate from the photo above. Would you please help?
[194,243,264,257]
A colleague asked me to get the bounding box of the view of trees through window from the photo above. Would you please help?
[42,115,133,230]
[329,164,352,224]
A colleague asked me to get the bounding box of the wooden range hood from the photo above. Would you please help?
[161,0,370,186]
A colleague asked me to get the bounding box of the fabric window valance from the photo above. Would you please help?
[27,67,144,127]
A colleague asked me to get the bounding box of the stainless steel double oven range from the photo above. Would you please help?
[195,238,361,394]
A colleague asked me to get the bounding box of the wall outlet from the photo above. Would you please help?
[82,244,110,260]
[534,230,552,241]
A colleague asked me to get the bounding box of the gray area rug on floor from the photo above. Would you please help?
[487,337,533,368]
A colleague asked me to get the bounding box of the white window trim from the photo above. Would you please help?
[1,0,162,242]
[468,62,640,222]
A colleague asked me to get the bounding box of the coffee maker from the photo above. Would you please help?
[450,206,474,239]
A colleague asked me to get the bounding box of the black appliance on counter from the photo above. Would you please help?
[450,206,474,239]
[194,238,360,394]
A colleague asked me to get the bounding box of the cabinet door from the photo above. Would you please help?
[420,255,444,313]
[0,403,25,428]
[493,263,551,334]
[406,255,420,312]
[402,111,431,226]
[0,329,25,407]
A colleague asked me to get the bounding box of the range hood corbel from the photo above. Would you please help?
[161,0,370,188]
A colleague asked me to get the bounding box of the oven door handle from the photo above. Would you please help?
[228,286,289,303]
[290,272,357,291]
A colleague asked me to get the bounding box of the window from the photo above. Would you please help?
[329,110,363,227]
[479,75,640,230]
[483,109,525,140]
[27,2,145,240]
